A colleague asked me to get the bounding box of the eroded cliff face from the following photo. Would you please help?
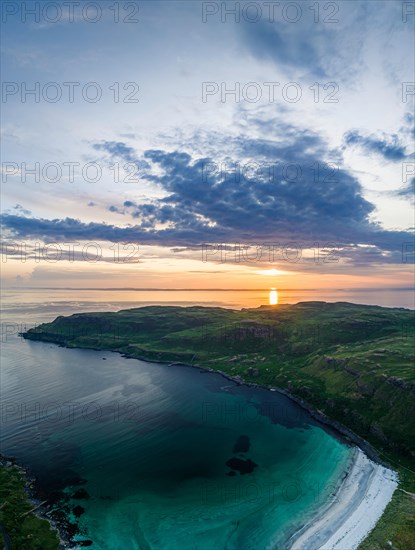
[292,349,415,458]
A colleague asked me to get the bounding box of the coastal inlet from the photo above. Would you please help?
[2,336,354,549]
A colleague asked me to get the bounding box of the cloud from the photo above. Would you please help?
[401,112,415,138]
[108,205,125,214]
[343,130,409,161]
[93,141,137,163]
[13,204,32,216]
[0,239,140,264]
[91,141,150,185]
[236,2,369,80]
[2,121,413,266]
[239,19,328,78]
[396,178,415,204]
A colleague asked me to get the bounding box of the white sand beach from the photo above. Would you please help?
[290,449,398,550]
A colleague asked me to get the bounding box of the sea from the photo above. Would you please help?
[1,287,412,549]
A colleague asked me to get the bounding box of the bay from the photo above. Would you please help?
[0,290,381,549]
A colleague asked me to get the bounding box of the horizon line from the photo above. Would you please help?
[4,287,415,292]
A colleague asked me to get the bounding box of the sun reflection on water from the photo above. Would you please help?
[269,288,278,305]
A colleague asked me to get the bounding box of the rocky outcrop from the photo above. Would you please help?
[386,376,415,392]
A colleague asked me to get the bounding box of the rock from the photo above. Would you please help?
[387,376,409,390]
[225,457,258,475]
[72,505,85,518]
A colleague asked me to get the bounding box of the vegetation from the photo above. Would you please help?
[359,489,415,550]
[0,464,59,550]
[23,301,415,547]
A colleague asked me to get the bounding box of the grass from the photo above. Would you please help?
[0,465,59,550]
[358,489,415,550]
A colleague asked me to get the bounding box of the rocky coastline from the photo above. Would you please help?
[0,454,80,549]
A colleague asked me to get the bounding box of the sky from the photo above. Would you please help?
[1,0,414,290]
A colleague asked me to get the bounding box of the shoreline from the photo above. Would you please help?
[0,455,76,549]
[19,335,400,548]
[288,448,398,550]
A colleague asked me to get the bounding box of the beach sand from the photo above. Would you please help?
[290,449,398,550]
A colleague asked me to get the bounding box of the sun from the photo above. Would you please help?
[256,269,284,276]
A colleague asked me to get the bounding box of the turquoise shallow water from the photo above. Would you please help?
[1,330,353,549]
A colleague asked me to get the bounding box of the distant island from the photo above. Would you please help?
[11,302,415,547]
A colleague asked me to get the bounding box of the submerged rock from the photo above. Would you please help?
[226,457,258,475]
[72,505,85,518]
